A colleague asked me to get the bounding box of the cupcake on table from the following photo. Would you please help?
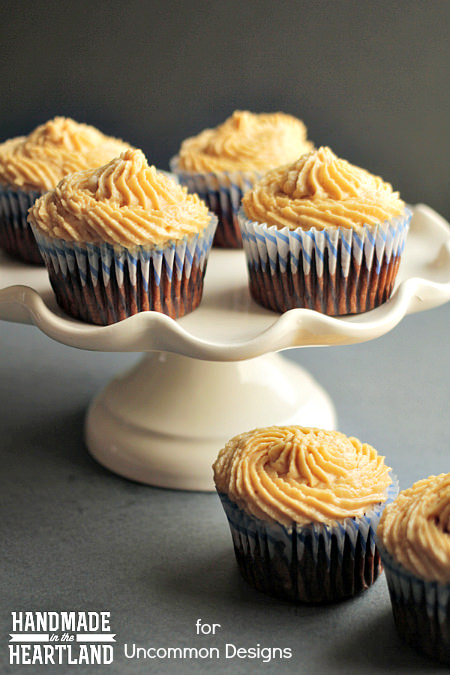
[171,110,314,248]
[239,146,412,315]
[28,149,217,325]
[377,473,450,663]
[213,425,398,603]
[0,117,132,264]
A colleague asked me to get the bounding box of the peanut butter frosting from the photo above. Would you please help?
[0,117,131,192]
[213,426,392,527]
[378,474,450,584]
[176,110,313,175]
[242,146,405,232]
[28,149,211,248]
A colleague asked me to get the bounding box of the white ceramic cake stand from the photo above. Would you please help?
[1,204,449,490]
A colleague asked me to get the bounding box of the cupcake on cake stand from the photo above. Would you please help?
[0,204,449,490]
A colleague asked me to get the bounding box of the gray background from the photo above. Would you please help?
[0,0,449,218]
[1,1,449,673]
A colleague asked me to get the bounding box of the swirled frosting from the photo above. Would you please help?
[28,149,211,248]
[176,110,313,175]
[242,146,405,232]
[0,117,131,192]
[213,426,392,527]
[378,474,450,584]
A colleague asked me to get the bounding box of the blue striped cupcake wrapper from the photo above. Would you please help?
[0,184,44,263]
[32,217,217,291]
[377,540,450,662]
[238,207,412,314]
[238,207,412,278]
[31,216,217,323]
[170,156,259,247]
[218,474,398,603]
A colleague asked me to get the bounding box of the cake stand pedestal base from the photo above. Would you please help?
[85,351,336,491]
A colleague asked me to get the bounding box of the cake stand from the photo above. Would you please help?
[1,204,449,490]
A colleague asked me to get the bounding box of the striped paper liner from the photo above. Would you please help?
[238,208,412,315]
[217,474,399,604]
[377,541,450,663]
[31,215,217,325]
[0,184,43,264]
[170,156,259,248]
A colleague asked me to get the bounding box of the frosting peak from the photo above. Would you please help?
[176,110,314,175]
[87,149,171,210]
[280,147,395,201]
[0,117,131,191]
[213,426,392,527]
[28,149,211,248]
[25,117,106,153]
[242,146,405,232]
[229,110,253,131]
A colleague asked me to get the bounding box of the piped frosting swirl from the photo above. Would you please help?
[377,473,450,584]
[176,110,313,174]
[28,149,211,248]
[213,426,392,527]
[0,117,131,192]
[242,146,405,232]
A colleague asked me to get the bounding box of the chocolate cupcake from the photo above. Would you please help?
[28,149,217,324]
[0,117,132,263]
[377,474,450,663]
[213,426,398,603]
[239,146,412,314]
[170,111,313,248]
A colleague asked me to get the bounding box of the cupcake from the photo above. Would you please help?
[28,149,217,324]
[170,111,313,248]
[0,117,132,263]
[239,146,412,314]
[377,474,450,663]
[213,426,398,603]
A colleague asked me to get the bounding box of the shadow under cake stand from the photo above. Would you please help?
[0,204,449,491]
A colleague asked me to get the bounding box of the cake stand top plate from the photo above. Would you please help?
[0,204,449,361]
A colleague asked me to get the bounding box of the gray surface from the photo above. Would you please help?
[0,0,449,220]
[1,301,449,674]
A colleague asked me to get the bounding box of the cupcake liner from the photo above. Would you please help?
[218,475,399,604]
[377,542,450,663]
[31,216,217,324]
[238,208,412,315]
[170,157,258,248]
[0,184,43,264]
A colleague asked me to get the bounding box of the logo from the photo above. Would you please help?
[8,614,293,666]
[9,612,115,666]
